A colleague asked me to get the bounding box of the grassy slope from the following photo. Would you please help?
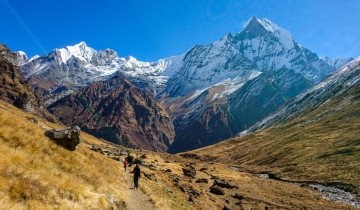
[127,150,354,209]
[0,101,127,209]
[189,86,360,195]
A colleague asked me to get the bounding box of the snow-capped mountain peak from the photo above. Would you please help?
[16,51,28,66]
[56,41,96,64]
[257,18,294,49]
[240,16,294,49]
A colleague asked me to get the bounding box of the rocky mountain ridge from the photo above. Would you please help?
[48,76,175,151]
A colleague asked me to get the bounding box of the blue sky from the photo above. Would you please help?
[1,0,359,61]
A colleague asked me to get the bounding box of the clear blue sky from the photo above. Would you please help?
[1,0,359,61]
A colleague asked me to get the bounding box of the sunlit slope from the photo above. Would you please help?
[189,84,360,195]
[0,100,127,209]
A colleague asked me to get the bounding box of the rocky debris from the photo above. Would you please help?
[163,186,173,193]
[157,162,161,166]
[40,126,49,130]
[120,152,128,156]
[180,185,186,192]
[259,174,270,179]
[165,160,170,163]
[210,175,219,179]
[222,206,230,210]
[195,178,208,183]
[165,169,172,173]
[112,157,123,162]
[232,193,243,200]
[207,193,217,202]
[90,145,104,153]
[188,188,200,197]
[105,194,115,204]
[210,186,225,195]
[188,196,195,205]
[44,126,81,151]
[140,154,147,159]
[213,179,237,189]
[27,117,38,124]
[173,177,182,183]
[182,168,196,178]
[199,167,208,171]
[179,153,201,159]
[142,172,153,180]
[148,165,157,171]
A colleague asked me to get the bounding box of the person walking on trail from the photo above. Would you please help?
[132,163,141,189]
[124,160,128,171]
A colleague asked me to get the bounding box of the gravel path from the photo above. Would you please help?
[125,168,154,210]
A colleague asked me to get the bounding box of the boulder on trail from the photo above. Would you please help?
[44,126,81,151]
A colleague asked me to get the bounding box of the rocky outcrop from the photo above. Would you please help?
[48,76,175,151]
[44,126,81,151]
[210,186,225,195]
[0,43,57,122]
[182,168,196,178]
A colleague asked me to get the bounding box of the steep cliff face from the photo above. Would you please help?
[167,96,238,153]
[48,76,175,151]
[0,44,57,122]
[228,68,312,131]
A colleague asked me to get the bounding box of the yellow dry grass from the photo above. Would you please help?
[0,101,127,209]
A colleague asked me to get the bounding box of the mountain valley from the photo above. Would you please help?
[0,13,359,209]
[15,17,352,153]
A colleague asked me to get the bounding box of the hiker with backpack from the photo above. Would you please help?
[132,163,141,189]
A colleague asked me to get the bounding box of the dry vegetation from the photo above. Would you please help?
[1,93,358,209]
[0,101,127,209]
[124,150,353,209]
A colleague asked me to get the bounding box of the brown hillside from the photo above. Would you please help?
[48,76,175,151]
[0,43,57,122]
[0,100,127,209]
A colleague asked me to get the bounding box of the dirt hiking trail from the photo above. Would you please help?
[125,168,154,210]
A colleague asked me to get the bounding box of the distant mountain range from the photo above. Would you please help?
[16,17,354,152]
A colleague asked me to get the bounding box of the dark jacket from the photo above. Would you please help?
[133,166,141,178]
